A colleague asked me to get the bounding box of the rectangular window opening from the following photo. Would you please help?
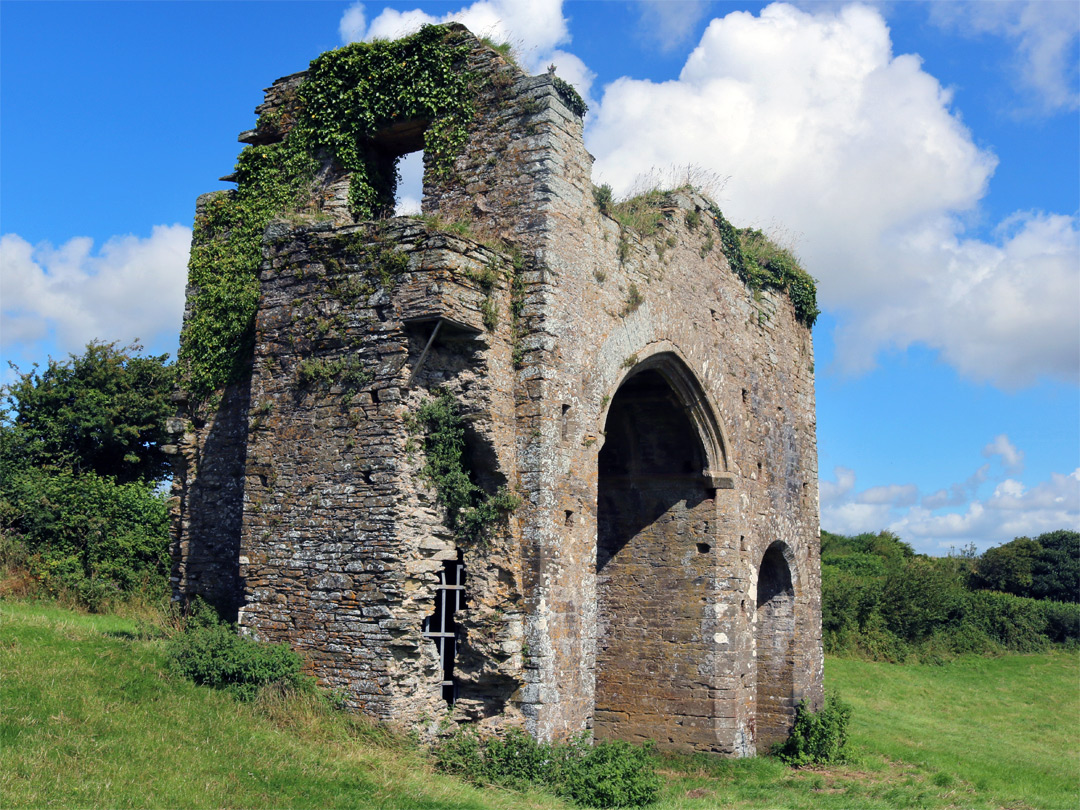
[421,550,465,705]
[395,150,424,216]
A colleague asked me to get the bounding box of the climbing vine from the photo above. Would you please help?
[703,203,819,327]
[551,76,588,118]
[409,389,519,545]
[294,25,476,216]
[178,25,477,404]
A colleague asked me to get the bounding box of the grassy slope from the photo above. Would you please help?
[0,601,566,810]
[4,600,1077,810]
[651,653,1079,810]
[828,654,1080,810]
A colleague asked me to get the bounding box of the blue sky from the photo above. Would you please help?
[2,0,1077,554]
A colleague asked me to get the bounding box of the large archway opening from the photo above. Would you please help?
[755,542,796,748]
[595,367,717,746]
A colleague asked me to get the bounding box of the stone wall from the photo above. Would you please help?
[171,23,823,754]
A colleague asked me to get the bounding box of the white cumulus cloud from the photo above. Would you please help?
[930,0,1080,114]
[983,433,1025,473]
[339,0,577,83]
[0,226,190,363]
[585,2,1079,389]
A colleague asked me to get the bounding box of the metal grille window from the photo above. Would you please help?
[422,553,465,705]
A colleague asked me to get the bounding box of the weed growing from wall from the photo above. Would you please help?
[297,355,372,391]
[179,25,476,404]
[409,389,519,544]
[620,284,644,317]
[704,204,819,327]
[551,76,588,118]
[737,228,819,325]
[508,248,527,367]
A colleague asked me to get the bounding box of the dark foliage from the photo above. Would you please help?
[167,604,311,701]
[971,530,1079,603]
[0,342,175,609]
[0,465,169,609]
[822,529,1079,661]
[3,341,175,484]
[409,389,519,544]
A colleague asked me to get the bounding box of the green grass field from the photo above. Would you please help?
[3,600,1077,809]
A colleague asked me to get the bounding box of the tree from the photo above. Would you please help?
[969,531,1079,604]
[1029,530,1079,603]
[1,342,176,607]
[971,536,1042,597]
[3,341,175,485]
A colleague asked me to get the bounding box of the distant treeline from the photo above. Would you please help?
[821,529,1079,662]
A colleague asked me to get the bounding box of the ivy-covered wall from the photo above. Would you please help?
[178,24,478,404]
[171,22,822,755]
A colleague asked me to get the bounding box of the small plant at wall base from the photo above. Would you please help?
[409,389,519,544]
[167,600,314,702]
[434,727,659,808]
[772,691,852,766]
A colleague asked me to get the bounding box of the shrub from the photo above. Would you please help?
[593,184,613,214]
[1042,600,1080,644]
[0,465,170,609]
[409,389,520,544]
[772,692,852,766]
[434,727,659,807]
[167,612,311,701]
[560,738,660,808]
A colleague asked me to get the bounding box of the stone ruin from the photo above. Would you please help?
[167,24,824,754]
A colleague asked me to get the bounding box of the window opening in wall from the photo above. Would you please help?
[395,150,424,215]
[422,551,465,705]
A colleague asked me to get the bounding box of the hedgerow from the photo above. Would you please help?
[821,530,1080,661]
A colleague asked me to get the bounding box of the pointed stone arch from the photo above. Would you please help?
[599,349,731,485]
[593,354,729,747]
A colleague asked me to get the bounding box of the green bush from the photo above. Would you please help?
[0,464,170,609]
[1042,600,1080,644]
[434,727,659,808]
[167,612,311,701]
[560,738,660,808]
[821,529,1078,661]
[772,692,852,766]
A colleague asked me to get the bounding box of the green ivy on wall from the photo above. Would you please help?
[409,389,520,545]
[705,203,819,327]
[178,25,477,404]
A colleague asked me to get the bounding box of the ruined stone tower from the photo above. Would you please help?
[168,23,824,754]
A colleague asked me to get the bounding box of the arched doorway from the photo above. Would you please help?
[755,542,796,748]
[594,365,718,746]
